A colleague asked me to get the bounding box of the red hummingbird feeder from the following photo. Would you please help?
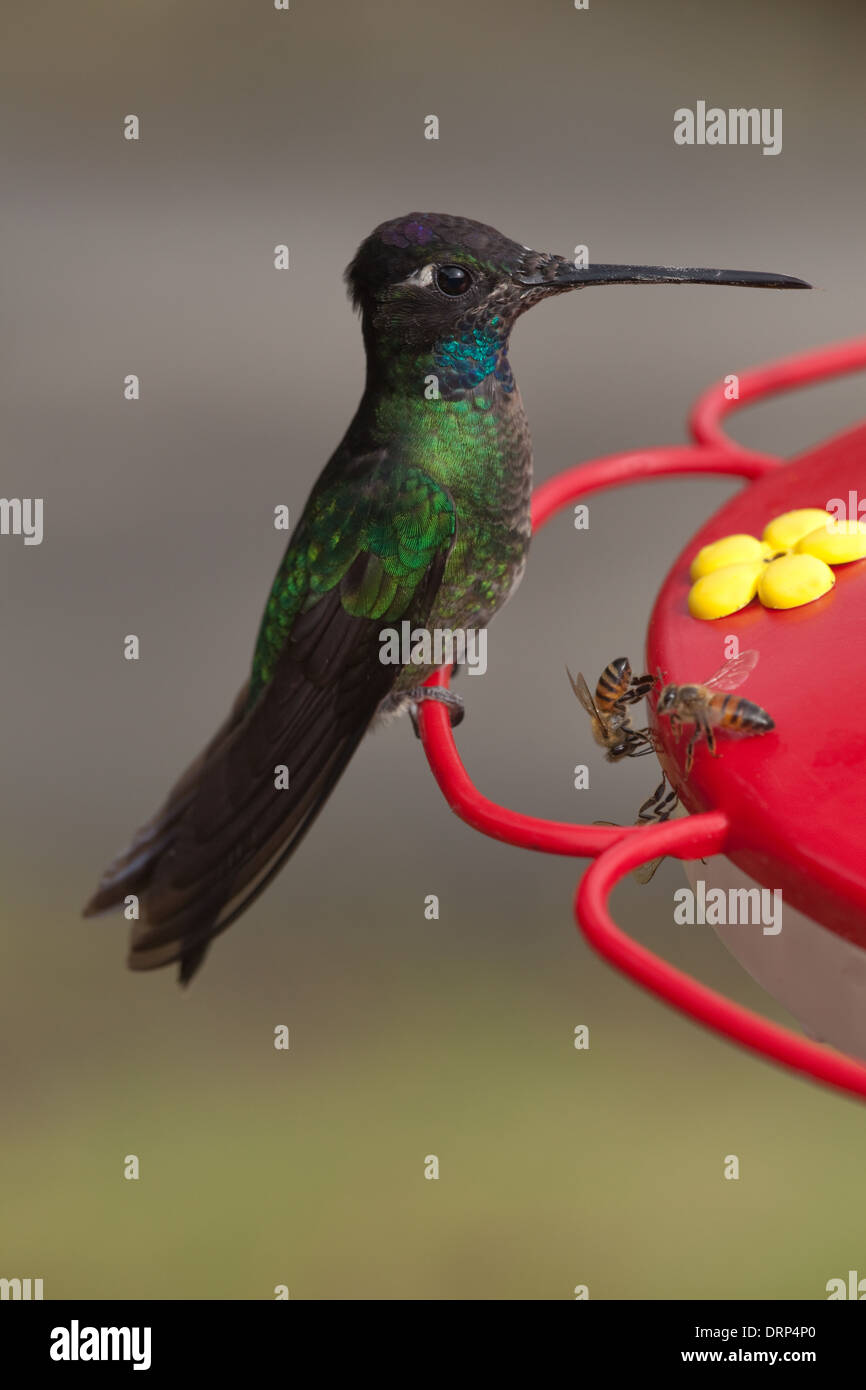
[416,336,866,1104]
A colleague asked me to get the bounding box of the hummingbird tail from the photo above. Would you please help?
[82,574,408,983]
[81,682,252,979]
[83,673,377,983]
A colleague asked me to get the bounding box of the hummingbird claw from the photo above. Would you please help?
[406,687,465,738]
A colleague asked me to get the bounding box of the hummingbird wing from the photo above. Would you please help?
[83,454,456,983]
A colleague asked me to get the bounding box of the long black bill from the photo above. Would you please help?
[517,255,810,292]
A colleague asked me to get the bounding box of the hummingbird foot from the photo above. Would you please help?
[405,687,465,738]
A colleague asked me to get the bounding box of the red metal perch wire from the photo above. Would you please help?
[417,336,866,1104]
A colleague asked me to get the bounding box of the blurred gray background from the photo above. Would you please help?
[2,0,866,1299]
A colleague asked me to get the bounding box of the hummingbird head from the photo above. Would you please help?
[346,212,809,391]
[346,213,534,385]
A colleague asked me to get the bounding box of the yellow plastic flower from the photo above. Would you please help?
[688,509,866,620]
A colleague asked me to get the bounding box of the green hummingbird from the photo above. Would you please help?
[83,212,808,982]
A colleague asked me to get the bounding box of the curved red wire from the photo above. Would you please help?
[578,819,866,1102]
[689,335,866,452]
[418,336,866,1102]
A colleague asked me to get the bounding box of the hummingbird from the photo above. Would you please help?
[83,212,808,983]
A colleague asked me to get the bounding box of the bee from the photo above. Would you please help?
[630,775,682,883]
[594,657,657,720]
[568,657,657,761]
[596,775,681,883]
[655,650,774,776]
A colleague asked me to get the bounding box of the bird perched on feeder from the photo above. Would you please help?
[83,212,809,982]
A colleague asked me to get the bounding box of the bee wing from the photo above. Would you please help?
[593,821,662,879]
[702,649,759,693]
[567,668,603,722]
[634,856,664,886]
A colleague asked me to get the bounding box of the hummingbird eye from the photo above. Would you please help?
[435,264,473,297]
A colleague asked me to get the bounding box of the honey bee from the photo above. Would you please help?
[655,649,774,775]
[568,657,657,761]
[596,775,681,883]
[631,776,682,883]
[594,657,657,720]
